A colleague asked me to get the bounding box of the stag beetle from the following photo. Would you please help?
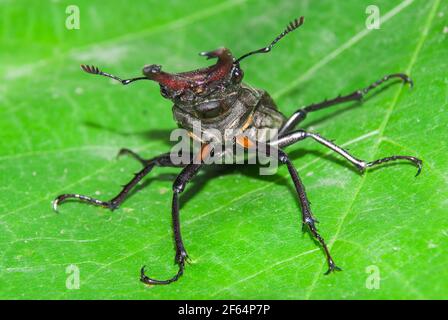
[54,17,422,285]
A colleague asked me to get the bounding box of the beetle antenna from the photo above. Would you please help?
[235,16,305,64]
[80,65,148,85]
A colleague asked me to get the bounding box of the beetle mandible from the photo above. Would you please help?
[54,16,422,285]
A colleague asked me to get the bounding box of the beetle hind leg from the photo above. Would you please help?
[53,162,157,212]
[117,148,149,166]
[53,193,117,212]
[53,153,188,212]
[279,73,413,135]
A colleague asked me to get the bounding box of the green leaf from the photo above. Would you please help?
[0,0,447,299]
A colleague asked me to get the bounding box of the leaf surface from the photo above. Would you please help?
[0,0,447,299]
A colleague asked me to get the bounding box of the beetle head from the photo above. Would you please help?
[142,47,243,103]
[141,16,304,104]
[81,17,304,109]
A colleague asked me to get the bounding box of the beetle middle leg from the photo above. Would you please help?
[53,152,188,211]
[272,130,422,175]
[279,73,413,135]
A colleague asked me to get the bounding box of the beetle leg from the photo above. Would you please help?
[117,149,192,168]
[140,163,203,285]
[53,152,188,212]
[239,139,339,273]
[116,148,149,166]
[276,149,341,274]
[272,130,422,176]
[279,73,413,135]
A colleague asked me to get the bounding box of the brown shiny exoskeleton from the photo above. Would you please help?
[144,49,285,144]
[54,17,422,285]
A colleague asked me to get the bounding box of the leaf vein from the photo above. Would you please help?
[304,0,441,300]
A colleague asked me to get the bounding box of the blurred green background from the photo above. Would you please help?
[0,0,447,299]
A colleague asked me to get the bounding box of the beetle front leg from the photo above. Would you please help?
[140,163,202,285]
[272,130,422,176]
[279,73,413,135]
[276,149,341,274]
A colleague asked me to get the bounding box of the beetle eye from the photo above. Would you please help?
[231,67,244,83]
[160,86,169,98]
[143,64,162,76]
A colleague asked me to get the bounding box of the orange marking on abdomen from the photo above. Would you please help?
[236,135,255,149]
[195,143,212,163]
